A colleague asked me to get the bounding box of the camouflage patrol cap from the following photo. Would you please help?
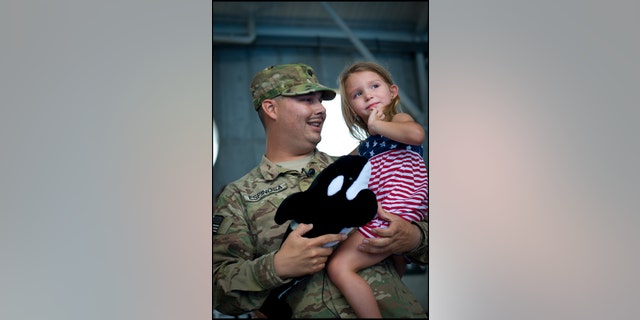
[250,63,337,110]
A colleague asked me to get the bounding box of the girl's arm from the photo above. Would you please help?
[368,112,425,145]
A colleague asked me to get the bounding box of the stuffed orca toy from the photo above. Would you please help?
[259,155,379,319]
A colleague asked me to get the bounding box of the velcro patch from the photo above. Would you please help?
[245,183,287,202]
[212,214,224,234]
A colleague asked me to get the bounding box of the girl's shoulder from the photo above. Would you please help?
[391,112,415,122]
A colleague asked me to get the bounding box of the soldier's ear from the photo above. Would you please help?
[260,99,278,120]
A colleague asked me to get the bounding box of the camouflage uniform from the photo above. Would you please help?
[213,150,429,318]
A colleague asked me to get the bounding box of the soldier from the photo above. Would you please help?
[213,63,428,318]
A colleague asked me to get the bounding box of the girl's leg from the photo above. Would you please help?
[327,231,388,318]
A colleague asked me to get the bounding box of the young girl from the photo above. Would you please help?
[327,61,428,318]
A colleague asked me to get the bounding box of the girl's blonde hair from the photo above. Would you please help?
[338,61,401,141]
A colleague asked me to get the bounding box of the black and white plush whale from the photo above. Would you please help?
[259,155,378,319]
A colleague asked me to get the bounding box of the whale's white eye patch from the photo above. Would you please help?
[327,175,344,196]
[346,161,372,200]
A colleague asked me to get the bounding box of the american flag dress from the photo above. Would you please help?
[357,134,429,239]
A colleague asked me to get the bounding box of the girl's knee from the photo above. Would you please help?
[326,257,342,278]
[327,253,353,281]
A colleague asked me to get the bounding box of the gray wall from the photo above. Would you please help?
[213,46,428,199]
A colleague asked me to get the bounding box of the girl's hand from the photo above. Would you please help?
[367,108,385,135]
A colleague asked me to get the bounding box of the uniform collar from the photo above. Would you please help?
[258,149,335,181]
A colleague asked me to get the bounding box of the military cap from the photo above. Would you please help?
[250,63,337,110]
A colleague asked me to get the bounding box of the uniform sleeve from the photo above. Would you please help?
[212,187,291,315]
[405,155,428,265]
[405,218,428,265]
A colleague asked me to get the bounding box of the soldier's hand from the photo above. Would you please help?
[274,223,346,279]
[357,205,421,256]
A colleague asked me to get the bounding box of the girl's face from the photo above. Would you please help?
[344,70,398,119]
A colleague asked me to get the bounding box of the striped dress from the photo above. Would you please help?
[357,134,429,238]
